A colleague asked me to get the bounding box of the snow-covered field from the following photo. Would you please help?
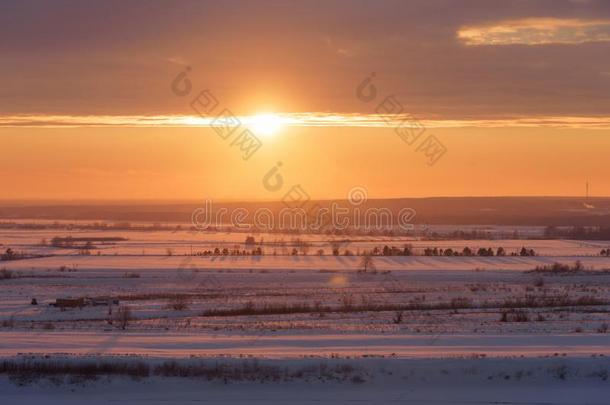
[1,356,609,404]
[1,227,610,403]
[2,226,608,256]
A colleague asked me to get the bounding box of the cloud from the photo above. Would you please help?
[458,18,610,45]
[2,2,610,119]
[166,56,190,66]
[2,113,610,129]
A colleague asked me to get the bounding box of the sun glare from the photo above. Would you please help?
[248,113,284,137]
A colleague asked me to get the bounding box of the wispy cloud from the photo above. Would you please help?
[2,113,610,129]
[458,18,610,46]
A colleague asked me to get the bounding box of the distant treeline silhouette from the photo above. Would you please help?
[3,197,610,226]
[545,226,610,240]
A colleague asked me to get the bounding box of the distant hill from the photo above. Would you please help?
[1,197,610,226]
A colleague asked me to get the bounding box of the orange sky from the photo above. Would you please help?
[1,1,610,200]
[1,125,608,200]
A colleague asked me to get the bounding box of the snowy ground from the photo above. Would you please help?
[1,226,608,256]
[1,356,609,404]
[1,227,610,403]
[2,331,610,358]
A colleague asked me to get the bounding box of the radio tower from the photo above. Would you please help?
[584,180,594,209]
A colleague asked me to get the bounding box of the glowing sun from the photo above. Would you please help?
[248,113,284,137]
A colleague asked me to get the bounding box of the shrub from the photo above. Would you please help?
[0,248,18,261]
[530,261,587,274]
[551,365,569,380]
[450,297,472,309]
[2,316,15,328]
[392,311,404,324]
[340,294,354,310]
[168,295,190,311]
[477,247,494,257]
[519,247,536,256]
[533,276,544,288]
[0,268,13,280]
[115,306,132,330]
[500,310,529,322]
[0,359,150,380]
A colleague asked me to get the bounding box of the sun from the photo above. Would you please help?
[248,113,284,137]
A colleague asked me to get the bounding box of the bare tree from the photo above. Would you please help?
[115,306,132,330]
[359,253,376,273]
[330,241,341,256]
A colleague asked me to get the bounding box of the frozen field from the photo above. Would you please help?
[1,227,610,402]
[1,226,608,257]
[1,356,609,404]
[2,331,610,358]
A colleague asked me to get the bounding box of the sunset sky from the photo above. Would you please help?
[1,0,609,200]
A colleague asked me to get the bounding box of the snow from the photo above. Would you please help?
[1,331,610,358]
[2,227,610,403]
[1,356,609,404]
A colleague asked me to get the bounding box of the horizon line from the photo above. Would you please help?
[2,113,610,129]
[0,195,608,205]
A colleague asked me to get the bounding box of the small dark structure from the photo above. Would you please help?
[87,297,119,306]
[31,298,38,305]
[50,297,85,308]
[50,296,118,309]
